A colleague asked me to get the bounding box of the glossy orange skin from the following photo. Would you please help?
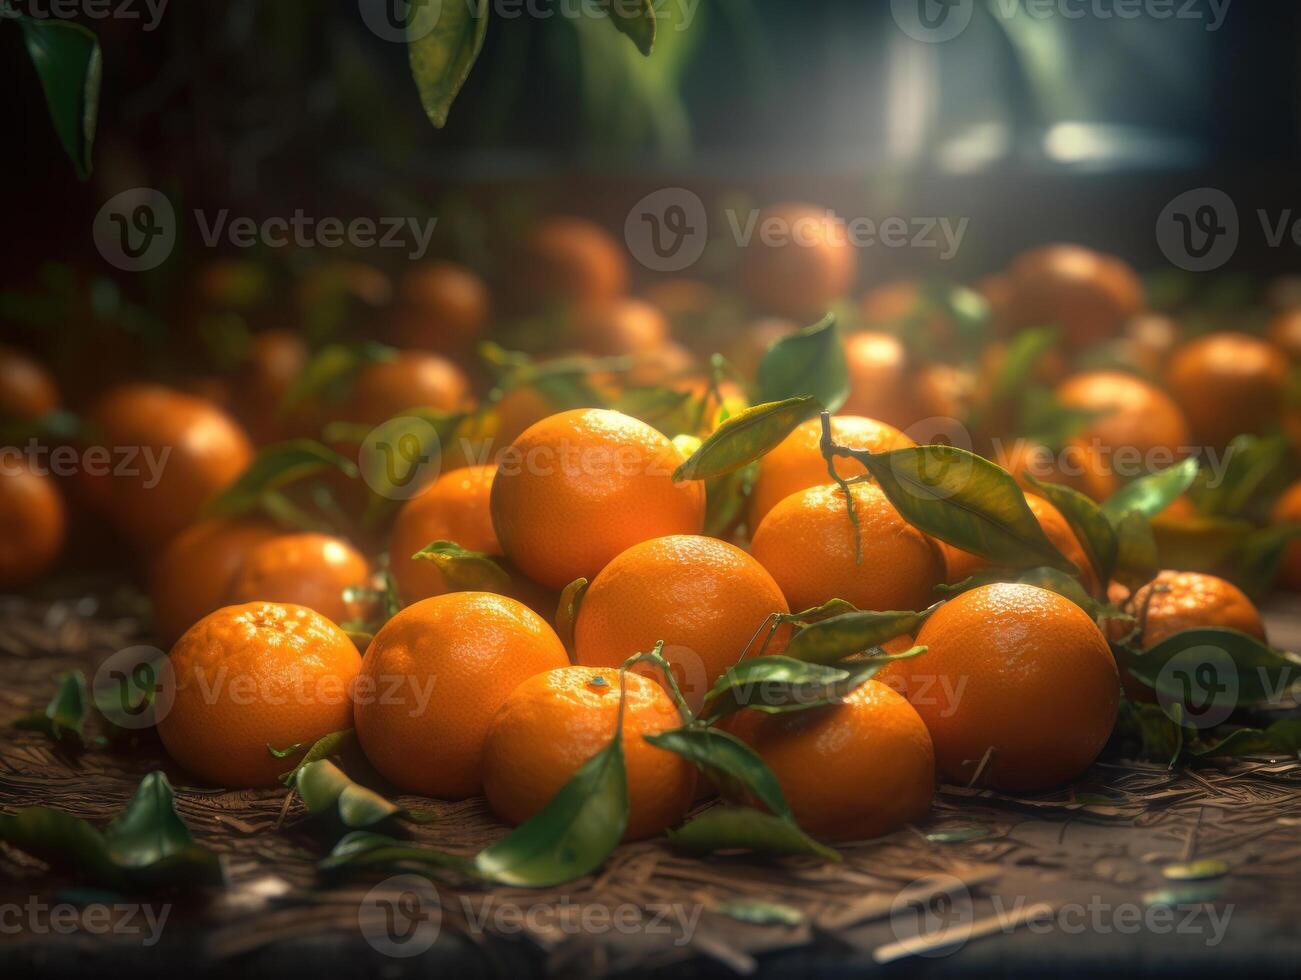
[941,493,1100,595]
[840,331,916,429]
[482,666,696,840]
[1273,479,1301,590]
[225,533,372,627]
[750,482,945,614]
[0,345,59,420]
[158,602,360,788]
[1055,371,1191,460]
[0,458,65,590]
[573,298,671,356]
[740,203,856,322]
[1003,244,1144,348]
[85,385,254,552]
[354,592,569,798]
[1166,332,1290,449]
[389,465,500,604]
[728,680,934,840]
[892,583,1118,791]
[516,216,628,312]
[342,351,470,425]
[748,415,916,531]
[574,535,789,712]
[1111,570,1267,702]
[490,409,705,589]
[392,261,490,353]
[149,518,280,646]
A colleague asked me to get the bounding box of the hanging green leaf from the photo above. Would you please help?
[674,397,818,481]
[412,540,512,593]
[15,671,89,745]
[1111,510,1160,590]
[666,806,839,861]
[598,0,656,55]
[851,445,1075,574]
[757,316,848,412]
[18,15,101,179]
[407,0,492,128]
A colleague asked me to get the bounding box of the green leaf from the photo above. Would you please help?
[599,0,656,55]
[206,440,358,518]
[1229,524,1301,599]
[991,327,1058,402]
[320,831,472,876]
[757,315,848,412]
[1111,510,1159,590]
[473,699,628,887]
[15,671,88,744]
[276,729,356,784]
[667,806,840,861]
[1016,567,1102,617]
[555,577,589,649]
[782,609,929,665]
[856,446,1075,573]
[18,16,101,179]
[407,0,491,128]
[1101,458,1199,523]
[1191,720,1301,757]
[412,540,511,593]
[715,899,805,926]
[280,342,393,415]
[294,760,432,829]
[1119,628,1301,711]
[0,772,223,890]
[674,397,818,481]
[1023,475,1118,586]
[1162,859,1229,881]
[704,461,757,537]
[1190,435,1287,519]
[643,726,792,820]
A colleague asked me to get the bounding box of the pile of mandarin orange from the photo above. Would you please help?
[3,204,1297,844]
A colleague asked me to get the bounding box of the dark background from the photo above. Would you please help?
[3,1,1301,292]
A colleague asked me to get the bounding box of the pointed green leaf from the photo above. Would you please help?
[1191,720,1301,757]
[1101,458,1199,523]
[407,0,491,128]
[674,397,818,482]
[18,16,101,179]
[758,315,848,412]
[667,806,839,861]
[207,440,358,517]
[857,446,1075,574]
[643,726,792,819]
[1119,628,1301,711]
[276,729,356,784]
[412,539,511,593]
[15,671,88,744]
[1023,475,1118,586]
[599,0,656,55]
[783,609,929,665]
